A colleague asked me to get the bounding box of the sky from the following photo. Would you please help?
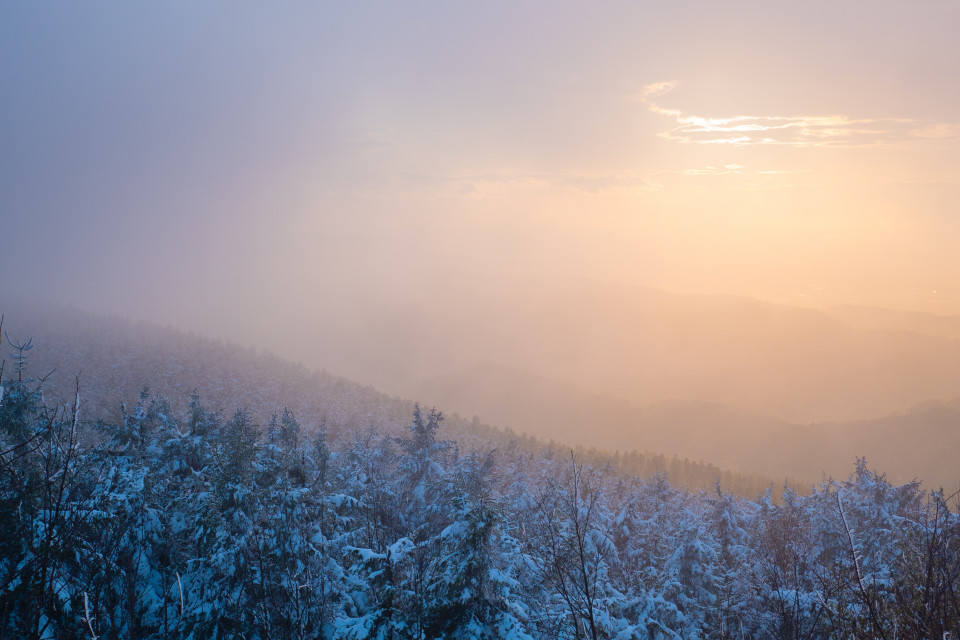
[2,0,960,337]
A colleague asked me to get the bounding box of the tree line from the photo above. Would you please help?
[2,341,959,638]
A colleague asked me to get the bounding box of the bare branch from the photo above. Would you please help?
[83,592,98,640]
[837,492,888,640]
[177,571,184,617]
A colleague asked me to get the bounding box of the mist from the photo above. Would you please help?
[3,1,960,488]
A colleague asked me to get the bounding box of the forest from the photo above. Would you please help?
[2,326,960,639]
[5,2,960,638]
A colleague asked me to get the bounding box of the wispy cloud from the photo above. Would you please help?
[373,170,657,201]
[674,164,815,191]
[682,164,745,176]
[641,82,959,148]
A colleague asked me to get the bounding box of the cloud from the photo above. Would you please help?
[675,164,815,191]
[641,82,960,148]
[682,164,745,176]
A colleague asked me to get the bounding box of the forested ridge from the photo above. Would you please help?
[0,299,779,496]
[2,352,960,638]
[2,308,960,639]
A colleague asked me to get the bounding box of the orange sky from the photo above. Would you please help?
[1,1,959,320]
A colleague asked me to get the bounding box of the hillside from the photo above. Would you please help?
[414,360,960,490]
[2,334,958,639]
[0,296,776,496]
[825,304,960,341]
[7,288,960,492]
[275,272,960,426]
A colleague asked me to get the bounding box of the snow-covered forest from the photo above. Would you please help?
[5,1,960,637]
[2,341,960,639]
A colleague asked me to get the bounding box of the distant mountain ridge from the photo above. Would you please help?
[7,273,960,491]
[825,304,960,341]
[285,272,960,425]
[0,295,778,496]
[413,360,960,490]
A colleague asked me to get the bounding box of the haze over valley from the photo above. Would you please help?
[5,275,960,490]
[190,271,960,489]
[3,2,960,636]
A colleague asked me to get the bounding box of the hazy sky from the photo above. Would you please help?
[3,0,959,331]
